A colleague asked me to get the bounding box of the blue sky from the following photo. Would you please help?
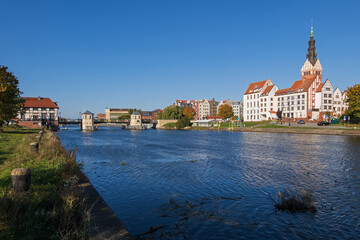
[1,1,359,118]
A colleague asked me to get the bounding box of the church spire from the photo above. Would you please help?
[306,23,317,65]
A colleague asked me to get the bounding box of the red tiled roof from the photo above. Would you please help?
[22,97,59,109]
[269,111,276,114]
[244,80,267,94]
[316,83,324,92]
[260,85,274,96]
[275,78,316,96]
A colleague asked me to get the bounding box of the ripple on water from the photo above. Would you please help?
[57,127,360,239]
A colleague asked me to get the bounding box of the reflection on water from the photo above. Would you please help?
[57,127,360,239]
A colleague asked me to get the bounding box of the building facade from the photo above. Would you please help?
[105,108,129,121]
[17,97,59,128]
[243,26,348,122]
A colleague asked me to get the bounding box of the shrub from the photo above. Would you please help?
[269,189,316,213]
[176,116,190,129]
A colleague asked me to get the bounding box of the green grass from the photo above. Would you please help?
[255,124,290,128]
[242,121,270,127]
[0,125,88,239]
[163,122,177,129]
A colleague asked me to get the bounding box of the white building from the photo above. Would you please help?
[231,101,242,118]
[243,79,274,121]
[17,96,59,128]
[315,79,334,114]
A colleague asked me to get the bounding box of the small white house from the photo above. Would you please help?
[192,119,217,127]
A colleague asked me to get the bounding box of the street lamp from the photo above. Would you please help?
[288,98,291,126]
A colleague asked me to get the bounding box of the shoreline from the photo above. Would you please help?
[96,123,360,136]
[54,131,133,240]
[158,126,360,136]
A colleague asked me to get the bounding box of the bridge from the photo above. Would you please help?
[59,119,157,129]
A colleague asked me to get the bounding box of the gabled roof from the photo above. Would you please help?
[316,83,325,92]
[83,110,93,115]
[260,85,274,96]
[244,80,268,94]
[275,78,316,96]
[22,97,59,109]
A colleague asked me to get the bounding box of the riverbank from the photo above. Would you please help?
[0,126,132,239]
[190,125,360,136]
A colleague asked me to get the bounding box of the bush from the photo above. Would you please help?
[269,189,316,213]
[176,116,190,129]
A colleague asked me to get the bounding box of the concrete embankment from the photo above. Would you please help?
[76,180,133,240]
[190,127,360,136]
[55,132,133,240]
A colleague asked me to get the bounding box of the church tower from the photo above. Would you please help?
[300,25,322,82]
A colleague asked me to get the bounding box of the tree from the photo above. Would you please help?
[276,109,283,121]
[161,106,184,119]
[217,104,233,119]
[118,114,130,120]
[183,107,195,120]
[0,66,23,126]
[128,109,141,114]
[176,116,191,129]
[345,84,360,123]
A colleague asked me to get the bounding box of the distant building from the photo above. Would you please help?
[130,112,142,126]
[82,111,96,131]
[209,98,219,116]
[97,113,106,122]
[231,101,242,118]
[105,108,128,121]
[141,111,153,121]
[243,25,348,122]
[152,109,163,120]
[17,96,59,128]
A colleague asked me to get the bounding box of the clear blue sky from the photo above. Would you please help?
[1,1,359,118]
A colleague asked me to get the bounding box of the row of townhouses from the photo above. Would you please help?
[243,26,348,122]
[174,98,243,120]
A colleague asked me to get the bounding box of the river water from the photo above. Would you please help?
[57,126,360,239]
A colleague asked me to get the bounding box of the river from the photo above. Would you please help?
[57,126,360,239]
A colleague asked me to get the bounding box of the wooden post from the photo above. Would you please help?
[30,142,39,153]
[11,168,31,193]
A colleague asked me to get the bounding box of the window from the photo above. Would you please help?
[302,94,305,98]
[324,106,327,109]
[324,94,327,98]
[302,106,305,110]
[329,94,332,98]
[326,88,330,91]
[298,95,300,99]
[324,100,327,104]
[329,100,332,104]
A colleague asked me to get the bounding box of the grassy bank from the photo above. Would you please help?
[0,126,88,239]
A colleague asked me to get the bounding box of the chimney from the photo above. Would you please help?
[38,96,41,101]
